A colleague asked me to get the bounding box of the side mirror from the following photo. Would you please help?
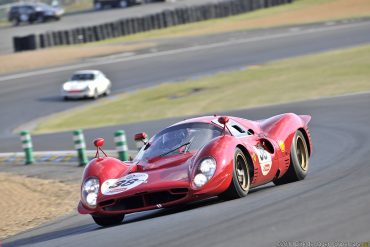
[93,138,107,158]
[218,116,229,125]
[94,138,104,147]
[218,116,229,135]
[134,132,148,150]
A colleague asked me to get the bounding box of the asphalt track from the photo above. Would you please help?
[3,92,370,246]
[0,0,233,54]
[1,19,370,153]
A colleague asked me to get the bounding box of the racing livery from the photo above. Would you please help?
[78,114,312,226]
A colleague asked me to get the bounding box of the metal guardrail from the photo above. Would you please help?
[13,0,294,52]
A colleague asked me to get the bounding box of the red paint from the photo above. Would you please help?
[78,114,312,216]
[94,138,104,147]
[134,132,148,141]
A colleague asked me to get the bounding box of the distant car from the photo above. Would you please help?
[78,114,312,226]
[93,0,165,10]
[8,3,64,26]
[61,70,112,100]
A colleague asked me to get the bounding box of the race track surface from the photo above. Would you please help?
[1,19,370,152]
[3,92,370,246]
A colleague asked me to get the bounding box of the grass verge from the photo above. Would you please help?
[94,0,370,45]
[34,44,370,134]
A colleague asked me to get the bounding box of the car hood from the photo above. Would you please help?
[63,81,92,91]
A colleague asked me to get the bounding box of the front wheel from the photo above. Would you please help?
[119,0,128,8]
[219,148,250,200]
[273,130,309,185]
[92,214,125,227]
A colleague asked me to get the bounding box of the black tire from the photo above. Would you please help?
[63,96,69,101]
[92,214,124,227]
[93,88,99,100]
[219,148,250,200]
[103,85,111,96]
[37,14,45,23]
[12,18,20,26]
[273,130,309,185]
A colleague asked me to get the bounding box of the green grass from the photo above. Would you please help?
[34,44,370,134]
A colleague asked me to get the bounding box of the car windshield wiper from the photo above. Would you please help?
[159,141,191,157]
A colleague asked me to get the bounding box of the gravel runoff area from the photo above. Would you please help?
[0,163,83,240]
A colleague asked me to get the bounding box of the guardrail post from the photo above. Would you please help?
[73,129,88,166]
[114,130,128,161]
[20,130,34,165]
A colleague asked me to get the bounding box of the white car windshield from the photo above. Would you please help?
[135,122,222,161]
[71,73,95,81]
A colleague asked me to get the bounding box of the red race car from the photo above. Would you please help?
[78,114,312,226]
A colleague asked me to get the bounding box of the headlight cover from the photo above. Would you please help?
[82,178,100,208]
[193,158,216,188]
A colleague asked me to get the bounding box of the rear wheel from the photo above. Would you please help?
[219,148,250,200]
[103,85,111,96]
[12,18,20,26]
[273,130,309,185]
[92,214,124,227]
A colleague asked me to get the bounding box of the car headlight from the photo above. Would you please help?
[82,178,100,208]
[193,158,216,188]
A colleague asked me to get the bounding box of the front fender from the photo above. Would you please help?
[191,135,241,195]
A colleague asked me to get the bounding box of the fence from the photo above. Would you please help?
[13,0,293,52]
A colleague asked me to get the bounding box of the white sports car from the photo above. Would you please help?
[61,70,112,100]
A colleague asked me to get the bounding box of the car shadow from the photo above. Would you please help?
[37,96,93,102]
[4,184,276,246]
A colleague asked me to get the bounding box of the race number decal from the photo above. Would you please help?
[101,173,148,195]
[253,147,272,176]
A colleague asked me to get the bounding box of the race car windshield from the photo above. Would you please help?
[71,73,95,81]
[135,122,222,161]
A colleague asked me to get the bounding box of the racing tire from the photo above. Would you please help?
[63,96,69,101]
[219,148,250,200]
[273,130,309,185]
[92,214,125,227]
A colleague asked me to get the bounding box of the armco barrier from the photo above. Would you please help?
[13,0,293,52]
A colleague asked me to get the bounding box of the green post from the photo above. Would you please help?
[73,129,88,166]
[114,130,128,161]
[20,130,34,165]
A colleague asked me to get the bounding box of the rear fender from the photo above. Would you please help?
[259,113,312,176]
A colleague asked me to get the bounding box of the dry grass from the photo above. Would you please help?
[98,0,370,44]
[0,172,79,240]
[0,42,155,74]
